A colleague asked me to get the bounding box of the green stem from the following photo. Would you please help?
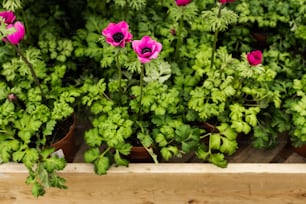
[210,4,223,69]
[138,64,145,120]
[10,44,45,99]
[174,9,184,61]
[101,147,111,157]
[200,133,211,139]
[116,51,122,105]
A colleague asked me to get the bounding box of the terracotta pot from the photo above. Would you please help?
[292,144,306,157]
[51,114,77,162]
[126,146,154,163]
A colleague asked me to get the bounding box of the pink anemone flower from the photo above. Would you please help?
[5,21,25,45]
[219,0,235,4]
[175,0,191,6]
[132,36,162,64]
[0,11,16,24]
[247,50,263,66]
[102,21,133,48]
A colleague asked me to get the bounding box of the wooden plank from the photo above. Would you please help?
[227,133,289,163]
[1,164,306,203]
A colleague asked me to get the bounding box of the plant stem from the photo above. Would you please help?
[10,44,45,99]
[174,8,184,61]
[138,64,145,120]
[116,50,122,105]
[210,4,223,69]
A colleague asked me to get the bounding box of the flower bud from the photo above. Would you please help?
[7,93,17,102]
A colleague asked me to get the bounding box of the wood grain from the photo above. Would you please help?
[1,163,306,204]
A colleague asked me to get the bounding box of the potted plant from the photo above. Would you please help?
[79,20,202,173]
[72,0,271,172]
[0,3,84,197]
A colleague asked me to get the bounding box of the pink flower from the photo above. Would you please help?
[219,0,235,4]
[0,11,16,24]
[5,21,25,45]
[247,50,263,66]
[132,36,162,64]
[175,0,191,6]
[102,21,133,48]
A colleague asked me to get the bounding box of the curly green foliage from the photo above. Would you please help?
[2,0,22,11]
[284,75,306,147]
[189,47,281,150]
[201,5,238,32]
[130,81,181,115]
[39,34,74,63]
[235,0,306,27]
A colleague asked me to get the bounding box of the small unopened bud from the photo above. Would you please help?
[7,93,17,102]
[170,28,176,36]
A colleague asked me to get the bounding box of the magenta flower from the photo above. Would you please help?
[175,0,191,6]
[0,11,16,24]
[132,36,162,64]
[219,0,235,4]
[102,21,133,48]
[5,21,25,45]
[247,50,263,66]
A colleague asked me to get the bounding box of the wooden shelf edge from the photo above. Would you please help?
[1,163,306,174]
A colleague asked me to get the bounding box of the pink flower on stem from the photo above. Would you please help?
[175,0,191,6]
[219,0,235,4]
[247,50,263,66]
[0,11,16,24]
[102,21,133,48]
[5,21,25,45]
[132,36,162,64]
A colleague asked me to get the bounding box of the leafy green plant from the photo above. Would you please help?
[0,2,84,197]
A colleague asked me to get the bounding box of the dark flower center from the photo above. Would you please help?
[141,47,151,54]
[112,32,124,42]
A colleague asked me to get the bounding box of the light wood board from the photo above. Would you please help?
[1,163,306,204]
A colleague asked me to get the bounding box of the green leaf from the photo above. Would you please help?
[32,182,45,198]
[195,146,209,160]
[137,133,153,148]
[209,153,227,168]
[23,149,39,168]
[12,151,25,162]
[40,148,55,160]
[181,141,193,153]
[84,148,100,163]
[220,137,238,155]
[210,133,221,150]
[43,120,56,137]
[114,151,129,167]
[37,163,49,188]
[217,123,237,140]
[160,147,172,161]
[155,133,168,147]
[94,156,110,175]
[49,175,67,189]
[84,128,102,147]
[115,142,132,156]
[44,157,66,173]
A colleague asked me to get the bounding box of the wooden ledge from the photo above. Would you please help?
[1,163,306,174]
[2,163,306,203]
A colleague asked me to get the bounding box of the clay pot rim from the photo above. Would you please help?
[51,114,76,147]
